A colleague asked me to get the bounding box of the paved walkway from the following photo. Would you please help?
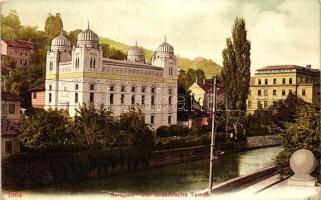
[212,175,321,200]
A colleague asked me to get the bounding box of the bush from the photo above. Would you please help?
[169,124,189,137]
[274,103,320,180]
[156,126,171,138]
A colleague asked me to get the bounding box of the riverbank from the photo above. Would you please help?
[2,134,281,190]
[150,134,281,168]
[3,146,282,198]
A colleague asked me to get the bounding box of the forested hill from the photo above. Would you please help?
[100,37,221,77]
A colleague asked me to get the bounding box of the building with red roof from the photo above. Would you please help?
[1,39,34,69]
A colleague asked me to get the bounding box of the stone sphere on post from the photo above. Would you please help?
[288,149,317,187]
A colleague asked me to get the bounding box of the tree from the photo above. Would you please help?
[221,17,251,138]
[19,108,74,152]
[186,69,205,87]
[116,108,153,147]
[73,104,115,150]
[268,93,306,129]
[275,103,320,180]
[67,29,82,47]
[44,13,63,41]
[221,17,251,112]
[101,43,127,60]
[1,10,21,39]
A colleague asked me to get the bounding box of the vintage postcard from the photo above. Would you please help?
[0,0,320,199]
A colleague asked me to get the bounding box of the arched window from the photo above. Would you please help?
[75,58,80,68]
[90,84,94,90]
[49,85,52,91]
[93,58,96,68]
[75,84,78,90]
[49,61,53,71]
[90,58,93,68]
[49,93,52,103]
[75,92,78,103]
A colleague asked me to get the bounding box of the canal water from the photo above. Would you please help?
[8,146,281,199]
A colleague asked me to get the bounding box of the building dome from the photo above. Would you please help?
[127,42,145,63]
[77,28,99,42]
[77,23,99,48]
[156,36,174,54]
[51,29,71,52]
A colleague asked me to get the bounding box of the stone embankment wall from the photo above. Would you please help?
[246,134,281,149]
[2,134,281,190]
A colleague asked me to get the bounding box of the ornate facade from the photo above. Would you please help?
[45,26,178,129]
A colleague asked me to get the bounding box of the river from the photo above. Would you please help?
[4,146,281,199]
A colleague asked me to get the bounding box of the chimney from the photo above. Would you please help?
[306,64,312,68]
[203,78,205,84]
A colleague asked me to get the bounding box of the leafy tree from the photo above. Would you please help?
[67,29,82,47]
[275,103,320,180]
[186,69,205,87]
[177,83,193,121]
[221,17,251,137]
[73,104,115,150]
[221,17,251,112]
[101,43,127,60]
[116,108,153,147]
[156,126,171,138]
[44,13,63,41]
[6,66,31,107]
[19,108,74,152]
[1,10,21,39]
[268,92,306,128]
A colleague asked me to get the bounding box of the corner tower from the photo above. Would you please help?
[151,36,177,78]
[45,28,71,109]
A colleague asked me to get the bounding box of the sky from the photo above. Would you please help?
[1,0,320,72]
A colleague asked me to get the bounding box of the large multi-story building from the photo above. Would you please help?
[45,26,178,129]
[1,39,34,68]
[247,65,320,114]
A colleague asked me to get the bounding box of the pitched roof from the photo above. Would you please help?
[2,39,34,49]
[1,91,20,102]
[197,83,224,95]
[29,83,45,92]
[257,65,319,73]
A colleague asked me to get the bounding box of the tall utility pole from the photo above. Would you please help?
[208,76,217,194]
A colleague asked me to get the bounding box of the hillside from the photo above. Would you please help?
[99,37,221,77]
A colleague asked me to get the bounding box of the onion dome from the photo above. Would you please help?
[127,41,145,63]
[76,22,99,48]
[156,36,174,54]
[51,28,71,52]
